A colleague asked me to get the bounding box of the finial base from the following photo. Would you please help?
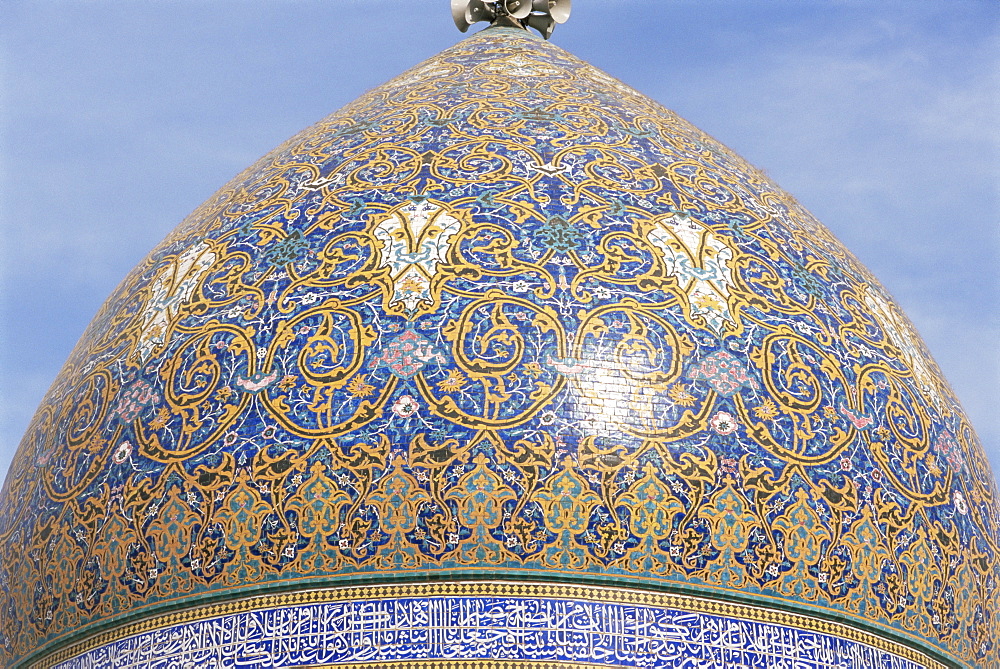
[451,0,571,40]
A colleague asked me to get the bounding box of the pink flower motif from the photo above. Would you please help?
[687,350,759,397]
[870,468,883,482]
[840,457,853,472]
[113,380,161,422]
[112,441,133,465]
[392,395,419,419]
[710,411,738,435]
[935,431,964,471]
[377,329,444,379]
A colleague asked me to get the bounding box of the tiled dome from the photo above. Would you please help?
[1,25,996,668]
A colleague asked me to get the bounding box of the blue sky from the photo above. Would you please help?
[1,0,997,488]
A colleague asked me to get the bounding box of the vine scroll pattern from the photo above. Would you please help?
[0,27,996,667]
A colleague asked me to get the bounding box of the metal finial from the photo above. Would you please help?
[451,0,572,40]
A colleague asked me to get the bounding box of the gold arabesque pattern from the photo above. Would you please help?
[0,26,996,667]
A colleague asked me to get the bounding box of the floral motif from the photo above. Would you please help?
[536,215,583,252]
[935,431,964,471]
[264,229,308,266]
[112,380,160,423]
[111,441,132,465]
[391,395,419,419]
[753,400,778,420]
[437,369,467,393]
[133,241,216,363]
[954,491,968,515]
[371,201,463,317]
[644,212,738,335]
[710,411,738,435]
[346,375,376,399]
[376,328,444,379]
[668,383,697,407]
[686,350,758,397]
[148,406,171,430]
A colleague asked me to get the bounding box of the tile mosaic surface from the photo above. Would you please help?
[0,25,996,667]
[56,594,925,669]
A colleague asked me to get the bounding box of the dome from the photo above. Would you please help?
[1,22,997,668]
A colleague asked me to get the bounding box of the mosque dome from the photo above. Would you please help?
[1,16,997,669]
